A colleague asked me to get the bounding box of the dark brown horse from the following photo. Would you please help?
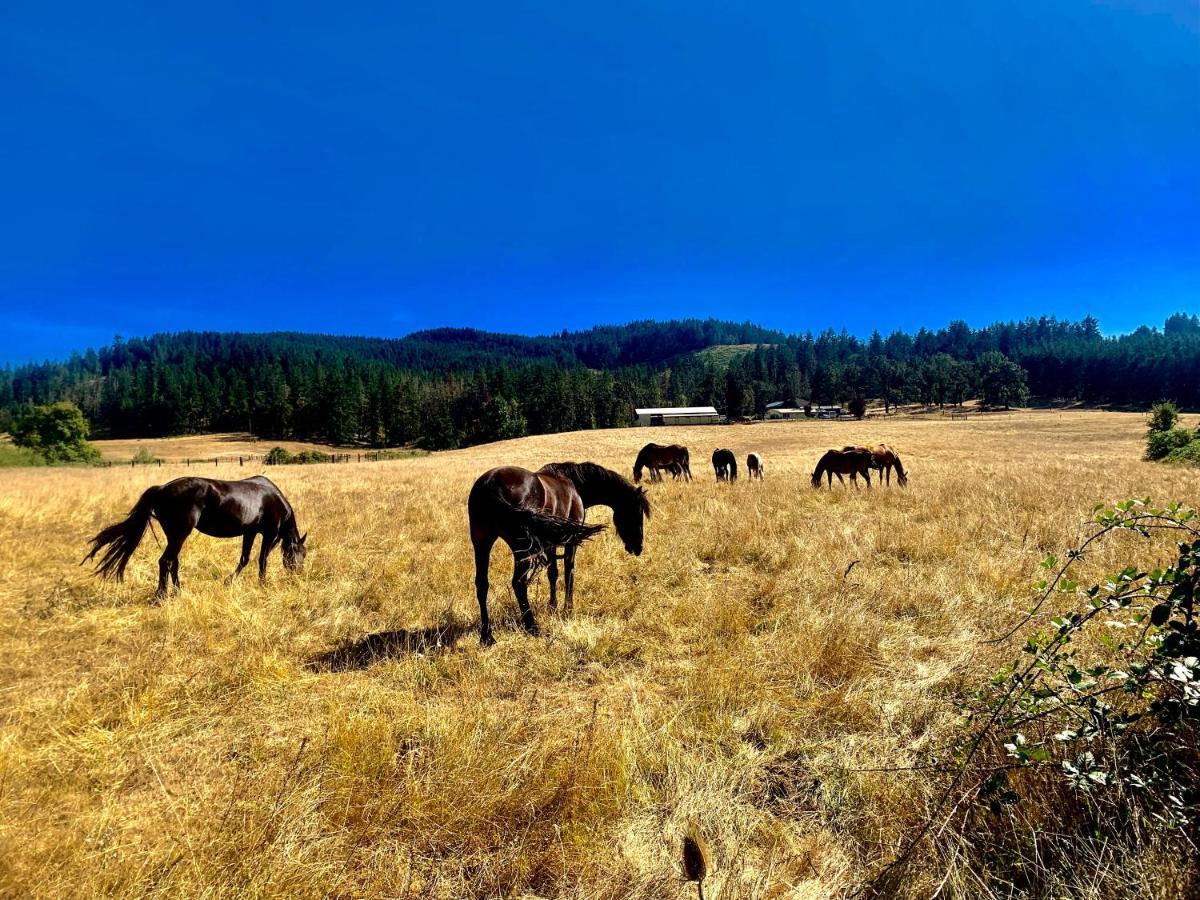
[469,462,650,645]
[712,448,737,481]
[633,443,692,483]
[843,444,909,487]
[747,452,764,480]
[84,476,307,599]
[811,448,873,489]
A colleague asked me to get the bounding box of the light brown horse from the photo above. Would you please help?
[747,452,764,480]
[843,444,908,487]
[868,444,907,486]
[633,443,692,483]
[811,448,874,489]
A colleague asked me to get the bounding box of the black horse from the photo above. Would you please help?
[712,448,738,481]
[84,475,307,599]
[468,461,650,645]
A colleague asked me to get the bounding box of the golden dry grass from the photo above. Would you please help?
[91,432,371,463]
[0,411,1196,898]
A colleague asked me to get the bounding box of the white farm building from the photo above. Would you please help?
[634,406,721,426]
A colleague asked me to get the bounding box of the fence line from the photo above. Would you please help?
[102,450,420,469]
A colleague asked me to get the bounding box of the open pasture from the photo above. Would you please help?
[0,411,1195,898]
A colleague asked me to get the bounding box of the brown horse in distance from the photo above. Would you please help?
[468,462,650,645]
[747,452,764,480]
[633,443,692,483]
[811,448,874,489]
[843,444,909,487]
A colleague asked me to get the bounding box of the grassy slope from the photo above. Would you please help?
[90,432,387,463]
[0,412,1196,897]
[692,343,773,370]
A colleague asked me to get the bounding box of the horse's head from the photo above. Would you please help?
[632,464,643,484]
[897,469,909,487]
[614,487,651,556]
[282,531,308,570]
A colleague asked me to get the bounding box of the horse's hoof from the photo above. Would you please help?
[480,632,496,647]
[523,622,541,636]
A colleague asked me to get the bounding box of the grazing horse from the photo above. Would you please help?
[633,443,692,483]
[869,443,908,486]
[712,448,738,481]
[843,444,909,487]
[747,452,764,480]
[811,448,874,489]
[469,462,650,646]
[84,476,307,600]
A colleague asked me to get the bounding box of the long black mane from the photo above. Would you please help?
[538,461,649,515]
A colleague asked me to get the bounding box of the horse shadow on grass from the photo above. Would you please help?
[308,620,476,672]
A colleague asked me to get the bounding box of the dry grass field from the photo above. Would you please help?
[90,432,367,463]
[1,411,1196,898]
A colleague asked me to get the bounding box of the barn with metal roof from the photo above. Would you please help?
[633,406,721,426]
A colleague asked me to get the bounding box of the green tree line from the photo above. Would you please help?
[1,314,1197,450]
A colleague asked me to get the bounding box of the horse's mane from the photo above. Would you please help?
[540,462,650,516]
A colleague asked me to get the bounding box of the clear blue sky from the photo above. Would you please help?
[1,1,1197,363]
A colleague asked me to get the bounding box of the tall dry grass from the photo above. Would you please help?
[0,411,1195,898]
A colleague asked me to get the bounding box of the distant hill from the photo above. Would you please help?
[2,313,1198,451]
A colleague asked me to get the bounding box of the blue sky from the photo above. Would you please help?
[1,1,1197,363]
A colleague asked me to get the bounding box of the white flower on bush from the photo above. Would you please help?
[1168,656,1200,705]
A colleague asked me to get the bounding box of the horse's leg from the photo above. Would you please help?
[473,537,496,646]
[835,472,845,487]
[512,553,539,636]
[564,544,578,616]
[547,551,559,612]
[257,524,279,583]
[158,527,190,600]
[230,532,256,581]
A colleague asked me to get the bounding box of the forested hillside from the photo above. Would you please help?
[2,314,1197,450]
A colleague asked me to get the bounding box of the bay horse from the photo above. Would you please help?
[811,448,874,489]
[633,443,692,483]
[468,462,650,646]
[843,444,909,487]
[747,452,764,480]
[712,448,737,481]
[84,475,307,600]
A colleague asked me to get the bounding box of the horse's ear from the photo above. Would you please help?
[300,532,308,544]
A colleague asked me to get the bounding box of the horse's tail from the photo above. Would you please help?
[82,486,160,581]
[473,480,605,574]
[729,456,738,480]
[681,448,692,481]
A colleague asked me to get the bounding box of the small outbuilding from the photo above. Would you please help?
[634,406,721,426]
[766,407,807,420]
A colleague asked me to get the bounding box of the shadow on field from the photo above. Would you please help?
[308,621,474,672]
